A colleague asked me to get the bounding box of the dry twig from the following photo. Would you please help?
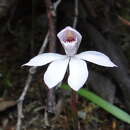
[73,0,79,28]
[16,33,49,130]
[16,0,62,129]
[44,0,59,113]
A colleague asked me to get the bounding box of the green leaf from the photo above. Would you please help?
[61,84,130,124]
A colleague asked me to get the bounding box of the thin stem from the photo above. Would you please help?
[70,91,79,130]
[44,0,62,113]
[72,0,79,129]
[73,0,79,29]
[16,33,49,130]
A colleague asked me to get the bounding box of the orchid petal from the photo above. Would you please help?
[68,58,88,91]
[76,51,117,67]
[23,53,66,66]
[44,57,70,88]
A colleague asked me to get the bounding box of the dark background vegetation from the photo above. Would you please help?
[0,0,130,129]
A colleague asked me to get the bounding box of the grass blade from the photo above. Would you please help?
[61,84,130,124]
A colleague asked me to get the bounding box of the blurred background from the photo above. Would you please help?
[0,0,130,129]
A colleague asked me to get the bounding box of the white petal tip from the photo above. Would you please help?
[113,65,118,67]
[107,63,118,67]
[68,83,82,91]
[44,77,56,89]
[22,63,32,67]
[68,81,85,91]
[114,63,118,67]
[21,64,27,67]
[48,87,54,90]
[44,77,57,89]
[46,84,55,89]
[72,87,81,91]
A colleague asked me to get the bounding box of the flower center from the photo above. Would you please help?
[65,31,75,42]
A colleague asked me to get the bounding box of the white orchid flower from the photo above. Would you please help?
[23,26,117,91]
